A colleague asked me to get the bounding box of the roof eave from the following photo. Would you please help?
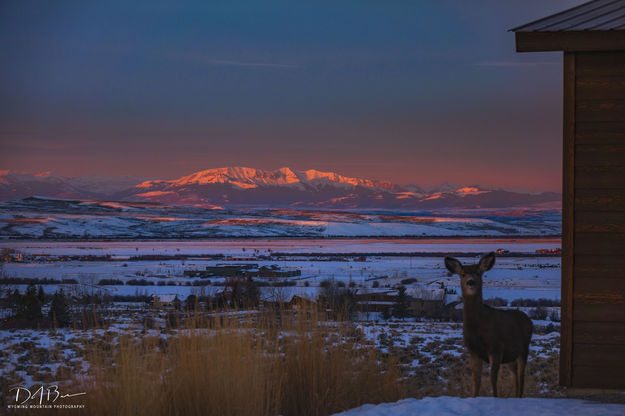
[515,30,625,52]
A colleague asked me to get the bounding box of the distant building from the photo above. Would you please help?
[260,290,315,310]
[354,291,398,313]
[406,287,460,319]
[184,264,301,279]
[535,248,562,255]
[151,294,180,308]
[354,287,460,318]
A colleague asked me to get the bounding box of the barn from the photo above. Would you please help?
[513,0,625,390]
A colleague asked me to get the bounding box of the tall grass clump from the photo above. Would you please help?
[78,308,404,416]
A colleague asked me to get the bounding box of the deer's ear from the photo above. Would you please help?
[478,252,496,273]
[444,257,463,275]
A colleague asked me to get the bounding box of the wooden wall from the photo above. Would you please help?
[563,51,625,389]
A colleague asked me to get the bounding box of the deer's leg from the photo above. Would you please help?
[488,352,502,397]
[508,361,518,398]
[516,355,527,398]
[469,352,482,397]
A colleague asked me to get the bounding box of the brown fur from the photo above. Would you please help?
[445,252,532,397]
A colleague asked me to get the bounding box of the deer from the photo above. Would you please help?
[444,252,532,398]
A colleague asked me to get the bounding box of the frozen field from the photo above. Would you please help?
[0,237,561,256]
[1,238,561,301]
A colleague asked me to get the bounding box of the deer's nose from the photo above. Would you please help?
[466,280,476,287]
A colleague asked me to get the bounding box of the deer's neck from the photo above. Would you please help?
[462,294,484,328]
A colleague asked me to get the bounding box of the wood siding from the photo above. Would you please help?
[570,51,625,389]
[560,52,575,387]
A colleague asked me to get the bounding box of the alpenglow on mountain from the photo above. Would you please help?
[0,167,560,209]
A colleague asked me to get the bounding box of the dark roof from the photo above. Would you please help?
[512,0,625,52]
[512,0,625,32]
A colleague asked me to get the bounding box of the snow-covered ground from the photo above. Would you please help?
[0,197,561,238]
[1,240,561,301]
[334,396,625,416]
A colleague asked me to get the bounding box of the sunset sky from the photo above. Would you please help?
[0,1,581,192]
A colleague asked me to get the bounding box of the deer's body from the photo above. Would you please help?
[445,253,532,398]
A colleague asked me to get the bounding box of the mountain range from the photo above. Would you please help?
[0,167,560,210]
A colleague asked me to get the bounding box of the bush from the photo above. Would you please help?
[102,294,152,303]
[529,306,549,320]
[271,280,296,287]
[511,298,560,307]
[511,298,536,307]
[126,279,155,286]
[484,297,507,307]
[538,298,560,307]
[0,277,77,285]
[99,279,124,285]
[77,294,102,305]
[222,277,260,308]
[318,279,356,320]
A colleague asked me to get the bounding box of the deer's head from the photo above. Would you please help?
[444,252,495,297]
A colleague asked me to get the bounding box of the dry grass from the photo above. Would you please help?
[73,309,404,416]
[3,310,563,415]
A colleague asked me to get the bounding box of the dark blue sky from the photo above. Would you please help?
[0,0,580,191]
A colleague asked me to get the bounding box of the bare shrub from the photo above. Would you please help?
[529,306,549,320]
[484,297,507,307]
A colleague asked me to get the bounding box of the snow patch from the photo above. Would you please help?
[334,396,625,416]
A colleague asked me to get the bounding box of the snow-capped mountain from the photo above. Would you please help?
[136,167,397,191]
[0,170,142,201]
[0,167,561,209]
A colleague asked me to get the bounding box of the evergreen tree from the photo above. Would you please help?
[243,277,260,308]
[382,306,392,321]
[173,295,182,311]
[49,289,71,327]
[393,286,410,320]
[18,283,42,320]
[186,294,198,311]
[10,289,21,316]
[37,285,45,305]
